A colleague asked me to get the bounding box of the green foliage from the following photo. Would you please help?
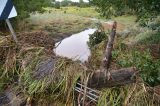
[114,49,160,86]
[79,0,84,4]
[88,30,106,48]
[0,0,51,28]
[138,32,160,44]
[59,0,90,8]
[90,0,160,23]
[88,23,107,48]
[79,0,88,7]
[131,30,160,45]
[90,0,129,18]
[54,1,61,9]
[13,0,51,19]
[61,0,69,7]
[147,16,160,31]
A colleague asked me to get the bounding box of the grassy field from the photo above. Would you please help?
[113,15,137,26]
[45,6,100,18]
[25,7,137,42]
[24,7,100,41]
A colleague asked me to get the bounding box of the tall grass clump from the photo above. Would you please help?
[98,83,160,106]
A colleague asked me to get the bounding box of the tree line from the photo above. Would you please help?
[53,0,90,9]
[0,0,159,29]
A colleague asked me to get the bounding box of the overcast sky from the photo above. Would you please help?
[56,0,89,2]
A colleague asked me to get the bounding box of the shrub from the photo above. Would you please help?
[88,23,107,48]
[88,30,107,48]
[131,29,160,45]
[115,49,160,86]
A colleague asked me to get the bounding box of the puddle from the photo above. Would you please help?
[54,28,96,62]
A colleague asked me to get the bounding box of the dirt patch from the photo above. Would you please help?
[0,31,56,70]
[17,31,55,49]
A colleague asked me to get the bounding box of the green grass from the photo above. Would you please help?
[28,6,99,28]
[26,8,94,41]
[124,29,160,45]
[138,32,160,44]
[45,6,100,18]
[113,15,137,26]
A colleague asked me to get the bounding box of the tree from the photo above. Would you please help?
[61,0,69,7]
[0,0,51,28]
[79,0,84,4]
[13,0,51,19]
[54,1,61,9]
[79,0,90,7]
[79,0,84,7]
[90,0,160,20]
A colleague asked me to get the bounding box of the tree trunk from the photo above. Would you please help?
[102,21,117,70]
[87,21,137,89]
[88,67,136,89]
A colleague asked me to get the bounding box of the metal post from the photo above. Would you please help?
[5,19,18,43]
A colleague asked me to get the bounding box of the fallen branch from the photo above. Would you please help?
[88,67,136,88]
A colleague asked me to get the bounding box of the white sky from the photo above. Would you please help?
[56,0,89,2]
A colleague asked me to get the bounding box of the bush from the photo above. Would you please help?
[115,49,160,86]
[88,23,107,48]
[88,30,107,48]
[0,0,51,29]
[132,30,160,45]
[61,1,69,7]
